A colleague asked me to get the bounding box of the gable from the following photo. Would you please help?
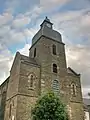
[67,67,80,76]
[10,52,21,73]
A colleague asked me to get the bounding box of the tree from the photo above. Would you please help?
[31,92,68,120]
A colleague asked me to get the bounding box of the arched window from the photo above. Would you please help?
[30,75,34,87]
[53,80,59,93]
[71,83,76,96]
[53,64,57,73]
[52,44,56,55]
[28,74,35,88]
[34,48,36,57]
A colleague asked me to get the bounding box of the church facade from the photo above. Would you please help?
[0,17,85,120]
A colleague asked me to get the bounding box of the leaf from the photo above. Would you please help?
[31,92,69,120]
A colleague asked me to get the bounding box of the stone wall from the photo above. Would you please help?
[0,77,9,120]
[16,95,37,120]
[18,61,40,96]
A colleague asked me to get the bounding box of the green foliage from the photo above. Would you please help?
[31,92,68,120]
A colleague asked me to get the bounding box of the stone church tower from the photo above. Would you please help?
[3,17,84,120]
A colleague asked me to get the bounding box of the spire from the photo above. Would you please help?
[45,16,50,22]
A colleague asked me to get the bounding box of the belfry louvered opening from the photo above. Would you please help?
[53,80,59,94]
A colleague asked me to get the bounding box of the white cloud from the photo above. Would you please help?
[0,5,42,48]
[12,14,31,28]
[0,25,10,36]
[0,12,13,27]
[81,14,90,27]
[24,28,38,39]
[5,0,39,14]
[66,44,90,97]
[9,31,25,43]
[0,47,13,84]
[18,44,30,56]
[51,10,82,24]
[51,8,90,40]
[29,5,42,18]
[82,87,90,98]
[0,28,26,47]
[0,12,27,47]
[40,0,70,11]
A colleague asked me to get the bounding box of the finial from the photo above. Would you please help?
[45,16,50,22]
[45,16,48,19]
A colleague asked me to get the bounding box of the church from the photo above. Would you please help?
[0,17,85,120]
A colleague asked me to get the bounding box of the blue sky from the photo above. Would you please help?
[0,0,90,98]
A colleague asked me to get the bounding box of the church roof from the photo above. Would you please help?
[83,103,89,111]
[20,54,40,66]
[40,16,53,27]
[0,76,9,89]
[32,17,62,45]
[83,98,90,105]
[67,67,80,76]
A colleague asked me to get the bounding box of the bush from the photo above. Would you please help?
[31,92,68,120]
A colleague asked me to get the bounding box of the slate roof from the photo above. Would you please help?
[83,98,90,105]
[32,17,62,45]
[20,54,40,66]
[0,77,9,88]
[67,67,80,76]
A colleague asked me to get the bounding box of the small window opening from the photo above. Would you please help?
[34,48,36,57]
[28,74,35,88]
[52,44,56,55]
[53,64,57,73]
[30,75,34,87]
[71,83,76,96]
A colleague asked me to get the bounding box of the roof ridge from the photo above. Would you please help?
[67,67,80,76]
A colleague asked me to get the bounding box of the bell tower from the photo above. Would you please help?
[29,17,67,94]
[29,17,84,120]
